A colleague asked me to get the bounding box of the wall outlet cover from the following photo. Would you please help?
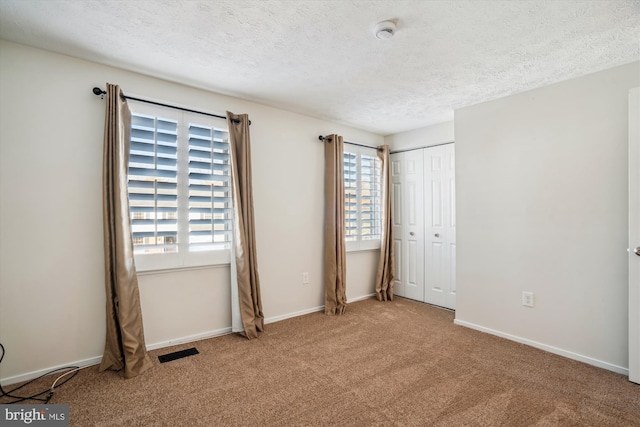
[522,291,535,308]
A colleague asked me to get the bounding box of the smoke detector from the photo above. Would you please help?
[374,20,396,40]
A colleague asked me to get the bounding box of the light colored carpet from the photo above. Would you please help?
[4,297,640,426]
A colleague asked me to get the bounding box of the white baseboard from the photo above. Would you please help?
[265,306,324,324]
[0,355,102,387]
[1,296,378,385]
[145,327,232,351]
[348,293,376,303]
[0,328,234,386]
[453,319,629,376]
[263,293,376,324]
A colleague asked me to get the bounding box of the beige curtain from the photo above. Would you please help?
[100,83,153,378]
[227,111,264,339]
[374,145,395,301]
[324,134,347,315]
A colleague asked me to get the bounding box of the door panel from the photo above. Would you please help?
[408,181,417,226]
[424,144,456,309]
[392,183,402,228]
[429,241,445,306]
[408,240,417,285]
[403,150,424,302]
[447,242,457,309]
[390,155,404,297]
[431,181,443,228]
[394,237,403,294]
[450,175,456,229]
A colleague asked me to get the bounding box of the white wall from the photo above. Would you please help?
[0,40,383,383]
[384,121,454,151]
[454,61,640,373]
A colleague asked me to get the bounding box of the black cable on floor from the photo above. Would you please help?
[0,342,80,404]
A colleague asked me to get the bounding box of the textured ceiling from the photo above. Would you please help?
[0,0,639,135]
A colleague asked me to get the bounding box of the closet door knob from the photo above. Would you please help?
[409,232,415,236]
[434,233,440,238]
[635,247,640,256]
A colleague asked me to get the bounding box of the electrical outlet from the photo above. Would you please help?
[302,272,309,284]
[522,291,535,308]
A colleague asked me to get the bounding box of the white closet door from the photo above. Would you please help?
[424,144,456,309]
[390,153,405,297]
[402,149,425,302]
[391,145,455,308]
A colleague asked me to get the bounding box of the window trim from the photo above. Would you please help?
[343,144,382,252]
[127,101,232,272]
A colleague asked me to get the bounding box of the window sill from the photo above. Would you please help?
[346,239,381,252]
[346,247,381,254]
[134,249,231,275]
[136,262,230,276]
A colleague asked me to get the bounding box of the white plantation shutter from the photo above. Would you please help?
[129,114,178,254]
[127,102,231,271]
[344,151,358,242]
[343,146,382,251]
[188,124,232,251]
[360,153,382,241]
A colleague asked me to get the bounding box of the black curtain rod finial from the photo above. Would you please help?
[93,87,106,99]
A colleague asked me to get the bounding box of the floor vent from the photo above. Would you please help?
[158,347,199,363]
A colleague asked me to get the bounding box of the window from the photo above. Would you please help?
[343,145,382,251]
[128,102,231,271]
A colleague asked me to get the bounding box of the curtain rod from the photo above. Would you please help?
[318,135,382,151]
[389,141,454,154]
[319,135,453,153]
[92,87,249,125]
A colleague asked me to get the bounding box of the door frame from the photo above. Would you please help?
[390,142,456,309]
[629,87,639,384]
